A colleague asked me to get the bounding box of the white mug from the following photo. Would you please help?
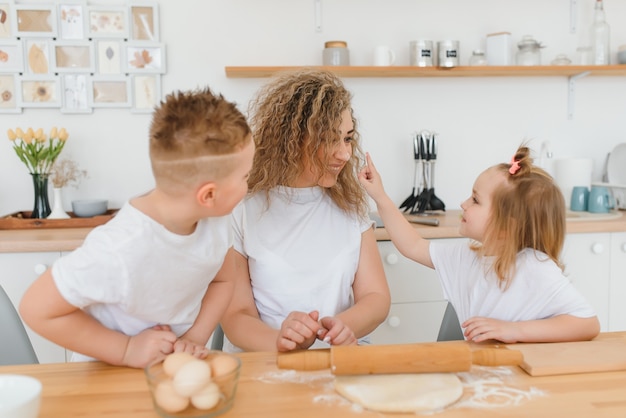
[373,46,396,66]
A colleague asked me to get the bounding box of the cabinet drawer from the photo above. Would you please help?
[370,301,448,345]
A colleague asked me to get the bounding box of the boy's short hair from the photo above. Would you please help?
[149,87,251,194]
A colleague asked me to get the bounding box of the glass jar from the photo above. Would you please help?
[323,41,350,66]
[516,35,543,66]
[468,49,487,66]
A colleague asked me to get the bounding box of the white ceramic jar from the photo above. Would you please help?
[323,41,349,66]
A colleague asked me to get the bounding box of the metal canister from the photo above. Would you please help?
[409,40,434,67]
[323,41,350,66]
[437,40,459,68]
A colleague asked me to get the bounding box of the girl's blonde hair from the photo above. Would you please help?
[473,145,566,289]
[247,68,367,218]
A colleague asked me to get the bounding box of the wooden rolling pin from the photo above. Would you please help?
[277,341,523,375]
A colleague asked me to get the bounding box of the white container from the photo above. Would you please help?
[553,158,593,205]
[323,41,349,66]
[437,40,459,68]
[409,40,434,67]
[0,375,42,418]
[486,32,512,65]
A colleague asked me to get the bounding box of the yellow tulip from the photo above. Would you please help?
[15,127,24,138]
[26,127,34,137]
[7,129,16,141]
[58,128,69,141]
[23,130,33,144]
[49,127,57,139]
[35,128,44,141]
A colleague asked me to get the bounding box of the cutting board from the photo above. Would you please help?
[508,339,626,376]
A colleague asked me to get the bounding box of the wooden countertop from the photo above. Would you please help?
[0,211,624,253]
[1,332,626,417]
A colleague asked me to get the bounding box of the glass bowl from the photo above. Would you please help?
[145,351,241,418]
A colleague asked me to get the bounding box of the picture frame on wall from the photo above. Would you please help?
[61,73,91,113]
[89,75,131,108]
[24,39,52,75]
[14,4,57,38]
[96,40,123,74]
[0,2,14,39]
[124,42,166,73]
[52,41,95,73]
[128,1,158,41]
[87,6,127,39]
[0,40,23,73]
[19,75,61,108]
[58,0,86,40]
[131,74,159,113]
[0,74,20,113]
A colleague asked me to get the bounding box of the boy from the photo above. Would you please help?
[19,88,254,368]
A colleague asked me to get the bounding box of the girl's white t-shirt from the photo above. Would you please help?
[430,240,596,325]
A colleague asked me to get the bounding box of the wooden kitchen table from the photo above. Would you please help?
[1,333,626,418]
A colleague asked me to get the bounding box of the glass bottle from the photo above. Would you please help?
[468,50,487,66]
[591,0,610,65]
[516,35,542,66]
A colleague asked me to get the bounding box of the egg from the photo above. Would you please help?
[163,352,196,377]
[154,379,189,413]
[210,354,239,377]
[173,359,212,397]
[190,382,221,410]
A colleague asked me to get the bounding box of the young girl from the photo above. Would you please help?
[359,145,600,343]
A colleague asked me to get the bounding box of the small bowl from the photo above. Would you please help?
[145,351,241,418]
[0,375,42,418]
[71,199,108,218]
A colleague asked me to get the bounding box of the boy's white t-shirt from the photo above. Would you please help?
[430,240,596,326]
[222,186,372,353]
[52,202,232,361]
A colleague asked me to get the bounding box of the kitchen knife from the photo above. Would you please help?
[277,341,523,375]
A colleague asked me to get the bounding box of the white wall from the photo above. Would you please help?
[2,0,626,216]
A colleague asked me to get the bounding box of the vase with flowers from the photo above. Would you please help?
[7,127,69,219]
[48,158,88,219]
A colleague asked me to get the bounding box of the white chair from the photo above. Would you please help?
[0,285,38,365]
[436,302,464,342]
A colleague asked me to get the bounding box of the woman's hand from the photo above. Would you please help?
[319,316,357,346]
[277,310,323,352]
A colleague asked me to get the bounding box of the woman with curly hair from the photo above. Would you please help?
[220,69,390,352]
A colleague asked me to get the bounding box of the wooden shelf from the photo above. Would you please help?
[225,65,626,78]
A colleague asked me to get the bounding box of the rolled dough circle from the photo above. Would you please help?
[334,373,463,413]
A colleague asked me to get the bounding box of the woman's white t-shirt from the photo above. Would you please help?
[223,186,372,352]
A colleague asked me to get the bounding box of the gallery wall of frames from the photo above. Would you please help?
[0,0,165,114]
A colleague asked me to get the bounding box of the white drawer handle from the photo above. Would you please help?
[385,253,399,265]
[34,263,48,275]
[387,316,401,328]
[591,243,604,254]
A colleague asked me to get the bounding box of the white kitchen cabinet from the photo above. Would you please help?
[0,252,67,363]
[609,232,626,331]
[370,239,466,344]
[562,233,611,331]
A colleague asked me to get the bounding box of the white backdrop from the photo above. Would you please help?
[1,0,625,216]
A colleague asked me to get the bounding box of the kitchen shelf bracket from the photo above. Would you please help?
[567,71,590,119]
[570,0,577,33]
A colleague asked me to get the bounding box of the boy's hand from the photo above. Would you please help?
[358,153,387,202]
[318,316,357,346]
[277,310,322,352]
[174,338,209,358]
[122,328,177,368]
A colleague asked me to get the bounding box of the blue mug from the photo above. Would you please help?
[588,186,613,213]
[570,186,589,212]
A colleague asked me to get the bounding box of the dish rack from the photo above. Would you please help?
[593,182,626,210]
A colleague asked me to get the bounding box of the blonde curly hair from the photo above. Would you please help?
[247,68,367,218]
